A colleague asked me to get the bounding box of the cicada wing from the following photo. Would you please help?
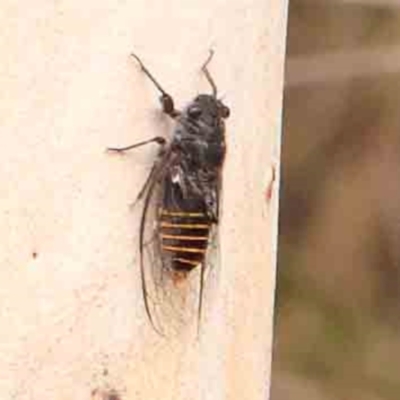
[196,175,223,329]
[138,159,203,335]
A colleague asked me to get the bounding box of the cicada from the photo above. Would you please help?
[108,50,229,335]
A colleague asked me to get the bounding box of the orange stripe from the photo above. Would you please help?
[159,209,205,218]
[174,258,200,266]
[160,222,209,229]
[161,234,209,241]
[162,245,206,254]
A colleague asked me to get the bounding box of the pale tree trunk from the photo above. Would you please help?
[0,1,287,399]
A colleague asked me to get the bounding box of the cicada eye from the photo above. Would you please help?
[187,105,202,119]
[220,105,230,118]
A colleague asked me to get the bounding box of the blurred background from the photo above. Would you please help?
[271,1,400,399]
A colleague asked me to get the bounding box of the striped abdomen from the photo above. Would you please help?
[159,209,211,272]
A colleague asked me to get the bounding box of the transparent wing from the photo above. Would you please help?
[137,156,214,336]
[196,174,223,328]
